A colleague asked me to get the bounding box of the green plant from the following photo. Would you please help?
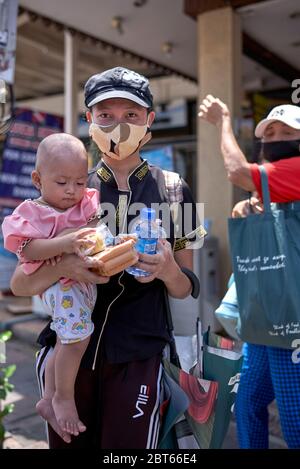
[0,331,16,449]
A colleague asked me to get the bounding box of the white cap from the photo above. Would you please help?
[255,104,300,138]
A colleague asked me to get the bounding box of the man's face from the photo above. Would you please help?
[263,121,300,143]
[86,98,155,127]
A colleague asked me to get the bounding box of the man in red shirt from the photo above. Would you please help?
[199,98,300,449]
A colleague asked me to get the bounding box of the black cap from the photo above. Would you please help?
[84,67,153,109]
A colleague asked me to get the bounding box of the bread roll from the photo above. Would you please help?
[91,239,138,276]
[84,232,105,255]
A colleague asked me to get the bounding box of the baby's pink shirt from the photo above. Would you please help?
[2,188,99,274]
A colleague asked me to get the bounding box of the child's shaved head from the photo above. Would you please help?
[31,133,89,210]
[36,133,88,172]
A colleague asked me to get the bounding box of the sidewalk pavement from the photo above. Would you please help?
[0,293,287,449]
[1,292,48,449]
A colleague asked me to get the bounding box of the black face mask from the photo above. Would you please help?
[261,139,300,162]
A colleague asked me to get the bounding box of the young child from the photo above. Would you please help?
[2,133,103,442]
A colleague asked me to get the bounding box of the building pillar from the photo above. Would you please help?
[197,6,242,294]
[64,29,78,135]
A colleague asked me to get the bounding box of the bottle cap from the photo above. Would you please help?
[141,207,155,221]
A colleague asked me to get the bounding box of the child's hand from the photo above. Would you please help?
[61,227,98,256]
[46,256,62,266]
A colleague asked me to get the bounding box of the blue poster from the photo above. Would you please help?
[0,108,63,207]
[141,145,174,171]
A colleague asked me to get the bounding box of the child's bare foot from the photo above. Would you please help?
[52,395,86,436]
[36,398,71,443]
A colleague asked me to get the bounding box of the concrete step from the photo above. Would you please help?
[0,295,49,345]
[11,318,48,347]
[3,432,48,449]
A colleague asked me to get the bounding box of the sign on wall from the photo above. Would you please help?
[0,108,63,207]
[0,0,18,84]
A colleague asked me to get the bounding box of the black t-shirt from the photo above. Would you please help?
[37,159,199,367]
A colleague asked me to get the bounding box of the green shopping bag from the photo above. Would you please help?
[202,328,243,448]
[158,366,190,449]
[159,323,243,449]
[160,358,218,449]
[192,321,243,449]
[228,165,300,348]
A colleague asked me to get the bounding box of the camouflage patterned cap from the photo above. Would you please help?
[84,67,153,109]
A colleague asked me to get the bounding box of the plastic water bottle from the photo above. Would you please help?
[126,208,161,277]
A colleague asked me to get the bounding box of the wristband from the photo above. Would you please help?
[180,267,200,298]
